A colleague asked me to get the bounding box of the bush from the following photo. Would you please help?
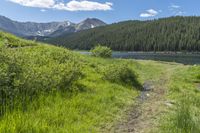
[0,32,36,48]
[102,63,141,88]
[197,74,200,80]
[91,45,112,58]
[0,36,4,48]
[0,41,3,47]
[0,46,82,115]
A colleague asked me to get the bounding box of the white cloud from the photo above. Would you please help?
[170,4,180,9]
[175,11,186,15]
[140,9,158,17]
[9,0,55,8]
[8,0,113,11]
[54,0,113,11]
[169,4,185,16]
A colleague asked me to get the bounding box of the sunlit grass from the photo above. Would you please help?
[1,31,199,133]
[0,56,139,132]
[160,65,200,133]
[0,32,141,132]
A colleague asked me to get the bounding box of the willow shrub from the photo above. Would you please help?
[102,63,141,88]
[0,31,36,48]
[91,45,112,58]
[197,74,200,81]
[0,46,82,115]
[0,40,3,47]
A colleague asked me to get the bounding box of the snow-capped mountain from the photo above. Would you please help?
[0,15,106,37]
[75,18,106,31]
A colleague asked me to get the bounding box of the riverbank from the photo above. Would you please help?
[1,49,199,132]
[79,51,200,65]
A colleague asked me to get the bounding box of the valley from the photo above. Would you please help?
[0,0,200,132]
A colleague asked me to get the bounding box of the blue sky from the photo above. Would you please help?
[0,0,199,23]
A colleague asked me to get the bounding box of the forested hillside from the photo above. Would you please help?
[48,16,200,51]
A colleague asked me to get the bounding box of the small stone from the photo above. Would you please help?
[143,82,153,91]
[164,100,175,107]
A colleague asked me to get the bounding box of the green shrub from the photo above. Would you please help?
[197,74,200,80]
[0,41,3,47]
[0,46,82,115]
[102,64,141,88]
[0,31,37,48]
[0,35,5,47]
[91,45,112,58]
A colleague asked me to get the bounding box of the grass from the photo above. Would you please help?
[160,65,200,133]
[0,84,138,132]
[0,31,199,133]
[0,58,139,132]
[0,31,140,132]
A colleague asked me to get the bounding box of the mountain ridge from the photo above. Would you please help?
[0,15,106,37]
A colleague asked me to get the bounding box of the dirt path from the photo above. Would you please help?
[109,67,175,133]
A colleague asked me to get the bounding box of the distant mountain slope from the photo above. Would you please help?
[0,15,106,37]
[75,18,106,31]
[47,16,200,51]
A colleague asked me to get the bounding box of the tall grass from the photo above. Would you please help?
[171,95,200,133]
[161,65,200,133]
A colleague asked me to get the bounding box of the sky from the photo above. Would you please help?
[0,0,199,24]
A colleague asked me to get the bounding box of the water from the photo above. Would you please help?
[113,52,200,65]
[80,52,200,65]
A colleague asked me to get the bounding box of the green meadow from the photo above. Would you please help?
[0,32,199,133]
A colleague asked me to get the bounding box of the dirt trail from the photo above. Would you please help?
[109,67,175,133]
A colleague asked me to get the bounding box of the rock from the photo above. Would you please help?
[164,100,175,107]
[146,93,150,97]
[143,82,154,91]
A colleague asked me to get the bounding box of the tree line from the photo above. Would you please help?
[47,16,200,51]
